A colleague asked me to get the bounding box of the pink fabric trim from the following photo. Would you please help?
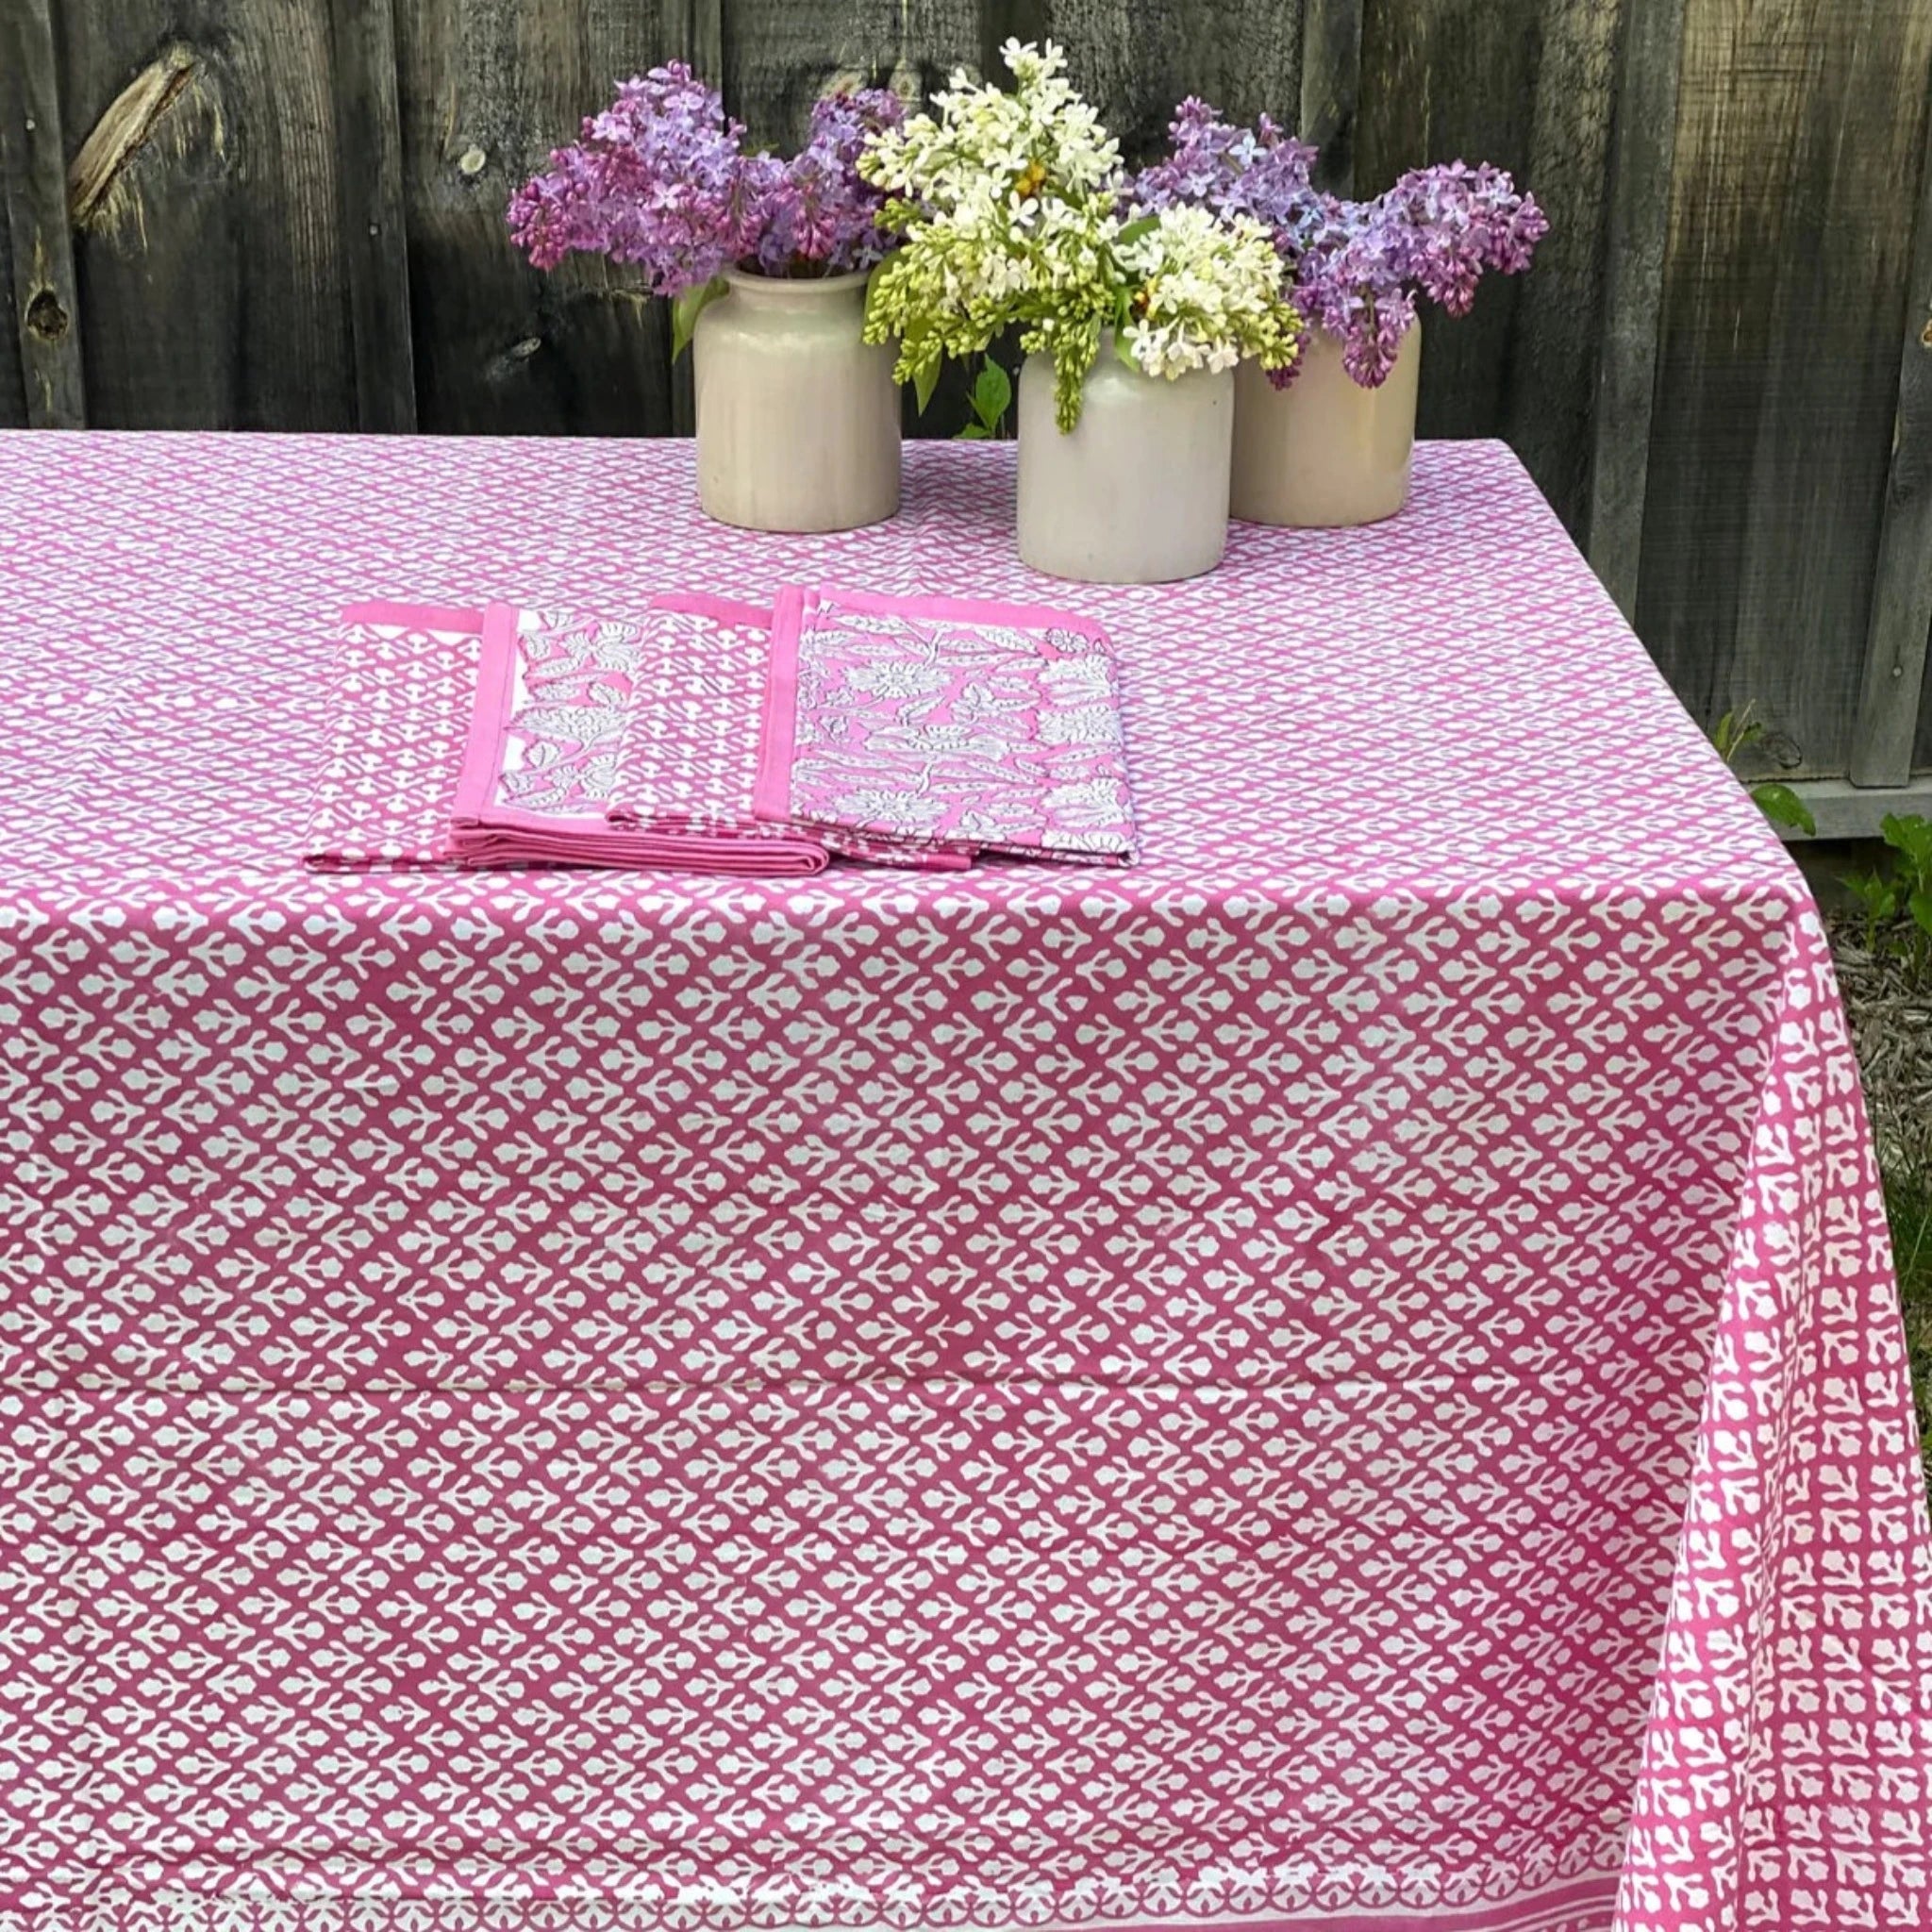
[658,590,775,628]
[821,585,1110,641]
[1017,1874,1623,1932]
[754,583,806,825]
[341,599,486,633]
[450,601,520,822]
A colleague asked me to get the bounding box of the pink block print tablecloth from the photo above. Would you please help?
[2,434,1928,1932]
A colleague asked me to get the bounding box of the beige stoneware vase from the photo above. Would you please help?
[692,269,901,533]
[1016,341,1234,584]
[1231,321,1422,528]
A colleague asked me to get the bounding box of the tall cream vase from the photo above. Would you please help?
[1015,337,1234,584]
[1230,320,1423,528]
[691,269,901,533]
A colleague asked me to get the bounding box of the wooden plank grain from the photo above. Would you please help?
[57,2,356,429]
[1299,0,1358,194]
[329,0,417,432]
[725,0,979,155]
[1357,0,1625,540]
[1044,0,1301,166]
[1854,79,1932,783]
[0,0,86,426]
[396,0,683,436]
[0,157,22,426]
[1637,0,1932,772]
[1586,0,1686,616]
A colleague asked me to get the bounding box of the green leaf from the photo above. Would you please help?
[971,358,1011,432]
[912,357,941,416]
[1881,812,1932,868]
[1750,783,1816,838]
[1711,710,1737,760]
[670,276,728,361]
[1911,890,1932,940]
[1115,327,1141,373]
[956,423,991,440]
[1847,873,1899,920]
[1115,213,1159,248]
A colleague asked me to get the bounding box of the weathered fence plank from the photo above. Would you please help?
[979,0,1052,84]
[0,181,22,427]
[679,0,725,85]
[1852,92,1932,784]
[1586,0,1683,616]
[1,0,87,427]
[393,0,681,437]
[1503,0,1629,542]
[56,3,356,429]
[1638,0,1932,772]
[1355,0,1621,540]
[724,0,977,152]
[1299,0,1357,194]
[328,0,418,432]
[1050,0,1302,163]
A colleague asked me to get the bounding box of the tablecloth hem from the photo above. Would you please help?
[0,1873,1624,1932]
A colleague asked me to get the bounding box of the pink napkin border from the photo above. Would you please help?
[454,592,778,836]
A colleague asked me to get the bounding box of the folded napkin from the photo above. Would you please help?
[306,602,485,871]
[447,597,827,876]
[755,588,1138,866]
[308,587,1136,877]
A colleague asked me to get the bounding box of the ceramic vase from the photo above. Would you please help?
[691,269,901,533]
[1015,339,1234,584]
[1230,321,1422,528]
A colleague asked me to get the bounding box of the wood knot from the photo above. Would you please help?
[1921,313,1932,349]
[69,42,204,232]
[25,290,70,341]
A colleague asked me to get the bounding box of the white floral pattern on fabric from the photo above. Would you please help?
[774,589,1138,862]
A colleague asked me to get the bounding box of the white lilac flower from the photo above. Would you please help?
[859,42,1302,430]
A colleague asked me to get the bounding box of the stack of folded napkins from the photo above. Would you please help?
[307,586,1137,875]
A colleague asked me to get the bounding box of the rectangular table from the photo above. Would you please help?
[3,433,1928,1932]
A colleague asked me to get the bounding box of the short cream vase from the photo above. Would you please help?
[1230,321,1422,528]
[1014,339,1236,585]
[691,269,902,534]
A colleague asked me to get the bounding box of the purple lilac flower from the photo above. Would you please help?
[750,90,906,276]
[508,66,905,290]
[1130,103,1547,388]
[1131,98,1318,235]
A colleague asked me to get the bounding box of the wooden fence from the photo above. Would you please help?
[4,0,1931,821]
